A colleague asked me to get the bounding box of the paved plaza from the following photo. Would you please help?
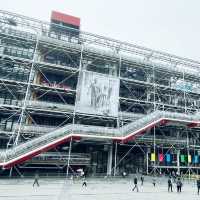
[0,176,199,200]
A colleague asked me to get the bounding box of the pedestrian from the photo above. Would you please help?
[132,177,139,192]
[168,177,173,192]
[33,172,39,187]
[197,179,200,195]
[141,175,144,186]
[176,178,182,193]
[152,178,156,187]
[82,180,87,187]
[82,176,87,187]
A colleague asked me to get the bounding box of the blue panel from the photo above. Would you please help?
[166,154,171,162]
[193,155,199,164]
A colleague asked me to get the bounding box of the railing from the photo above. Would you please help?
[0,100,22,107]
[28,100,143,119]
[74,124,118,137]
[27,100,74,112]
[28,152,91,165]
[136,136,187,145]
[119,112,143,120]
[0,26,36,41]
[21,125,56,134]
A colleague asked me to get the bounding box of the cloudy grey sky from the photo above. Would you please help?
[1,0,200,61]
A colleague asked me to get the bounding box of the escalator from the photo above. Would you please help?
[0,111,199,169]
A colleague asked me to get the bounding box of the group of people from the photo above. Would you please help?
[132,176,145,192]
[70,169,87,187]
[32,170,87,188]
[132,175,200,195]
[32,171,200,195]
[167,177,182,192]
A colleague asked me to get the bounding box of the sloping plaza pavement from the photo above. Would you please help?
[0,176,199,200]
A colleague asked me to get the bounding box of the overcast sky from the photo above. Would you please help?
[1,0,200,61]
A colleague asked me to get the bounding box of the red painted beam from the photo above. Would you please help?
[113,138,122,143]
[72,136,81,141]
[187,122,199,128]
[121,136,134,144]
[159,119,169,126]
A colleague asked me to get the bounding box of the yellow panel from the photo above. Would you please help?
[151,153,156,161]
[188,155,192,163]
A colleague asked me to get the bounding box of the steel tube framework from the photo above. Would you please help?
[0,10,200,176]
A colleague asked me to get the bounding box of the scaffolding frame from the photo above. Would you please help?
[1,10,200,177]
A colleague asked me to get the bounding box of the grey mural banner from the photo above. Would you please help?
[76,71,119,117]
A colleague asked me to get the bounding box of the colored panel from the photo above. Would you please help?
[193,155,199,164]
[166,154,171,162]
[151,153,156,161]
[173,154,177,162]
[188,155,192,163]
[51,11,80,27]
[159,154,164,162]
[180,155,185,163]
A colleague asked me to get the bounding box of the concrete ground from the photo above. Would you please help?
[0,176,199,200]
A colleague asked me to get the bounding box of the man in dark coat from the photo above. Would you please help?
[168,177,173,192]
[132,177,139,192]
[197,179,200,195]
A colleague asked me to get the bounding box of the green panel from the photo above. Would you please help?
[180,155,185,163]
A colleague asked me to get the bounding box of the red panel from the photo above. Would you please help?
[72,136,81,141]
[187,122,199,128]
[51,11,80,27]
[122,135,135,144]
[159,154,164,162]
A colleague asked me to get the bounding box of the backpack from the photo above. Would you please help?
[177,180,182,187]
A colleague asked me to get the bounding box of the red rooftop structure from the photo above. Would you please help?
[51,11,80,29]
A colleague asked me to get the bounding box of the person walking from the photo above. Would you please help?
[168,177,173,192]
[152,178,156,187]
[176,178,182,193]
[197,179,200,195]
[33,172,40,187]
[82,176,87,187]
[141,175,144,186]
[81,170,87,187]
[132,177,139,192]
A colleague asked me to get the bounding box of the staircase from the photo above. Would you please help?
[0,111,199,169]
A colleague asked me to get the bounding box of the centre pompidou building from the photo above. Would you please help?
[0,10,200,177]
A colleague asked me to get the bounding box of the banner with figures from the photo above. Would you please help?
[76,71,120,117]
